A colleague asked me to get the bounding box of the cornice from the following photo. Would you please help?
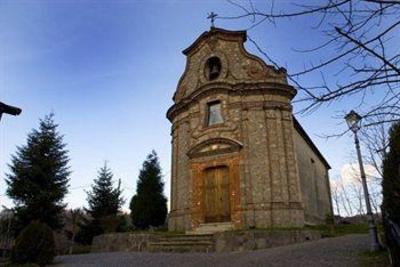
[166,81,296,121]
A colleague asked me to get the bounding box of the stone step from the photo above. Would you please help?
[154,234,213,242]
[190,222,233,235]
[148,244,213,253]
[148,240,214,253]
[199,222,232,226]
[194,227,230,231]
[148,233,215,253]
[150,241,214,246]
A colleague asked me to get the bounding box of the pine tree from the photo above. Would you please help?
[382,122,400,264]
[86,163,124,220]
[6,114,70,234]
[76,163,124,244]
[130,150,167,229]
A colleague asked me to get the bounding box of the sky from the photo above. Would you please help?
[0,0,371,213]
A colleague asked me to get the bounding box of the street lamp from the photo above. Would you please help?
[0,101,22,121]
[344,110,382,252]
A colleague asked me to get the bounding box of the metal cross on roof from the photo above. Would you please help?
[207,12,218,27]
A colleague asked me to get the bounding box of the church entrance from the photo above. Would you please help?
[204,166,231,223]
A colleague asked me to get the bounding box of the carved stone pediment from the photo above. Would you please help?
[173,27,288,103]
[187,138,243,159]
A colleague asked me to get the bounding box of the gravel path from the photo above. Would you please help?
[54,234,369,267]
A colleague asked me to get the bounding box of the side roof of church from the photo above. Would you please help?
[293,117,331,169]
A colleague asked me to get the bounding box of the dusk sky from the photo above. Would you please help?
[1,0,371,212]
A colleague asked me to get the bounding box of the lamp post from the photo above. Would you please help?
[344,110,382,252]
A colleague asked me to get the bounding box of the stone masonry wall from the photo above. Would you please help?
[169,90,306,230]
[294,130,333,224]
[240,100,304,228]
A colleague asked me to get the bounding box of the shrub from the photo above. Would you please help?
[74,219,102,245]
[100,215,121,233]
[102,214,130,233]
[325,214,335,225]
[74,215,129,245]
[115,214,130,232]
[11,222,56,266]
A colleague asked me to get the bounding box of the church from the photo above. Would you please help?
[167,27,333,233]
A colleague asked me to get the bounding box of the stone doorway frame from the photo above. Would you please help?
[189,151,242,230]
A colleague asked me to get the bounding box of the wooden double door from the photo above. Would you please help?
[204,166,231,223]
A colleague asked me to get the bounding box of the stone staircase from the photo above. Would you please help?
[147,223,233,252]
[189,222,233,235]
[148,234,214,252]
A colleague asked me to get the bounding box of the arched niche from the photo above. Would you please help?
[187,138,243,159]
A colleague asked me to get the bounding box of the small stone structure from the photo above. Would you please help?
[167,27,333,232]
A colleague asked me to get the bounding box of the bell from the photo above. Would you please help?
[210,64,220,79]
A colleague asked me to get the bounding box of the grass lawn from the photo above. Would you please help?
[359,250,390,267]
[228,223,370,237]
[306,223,370,237]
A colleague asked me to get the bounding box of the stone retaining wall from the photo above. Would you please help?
[214,229,321,252]
[91,233,156,253]
[91,229,321,253]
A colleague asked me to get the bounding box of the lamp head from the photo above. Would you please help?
[344,110,362,133]
[0,102,22,116]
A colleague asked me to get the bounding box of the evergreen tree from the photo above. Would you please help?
[6,114,70,234]
[130,150,167,229]
[76,163,124,244]
[86,163,124,219]
[382,122,400,264]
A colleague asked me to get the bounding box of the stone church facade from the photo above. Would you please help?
[167,27,333,232]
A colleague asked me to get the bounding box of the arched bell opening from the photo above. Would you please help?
[205,57,222,81]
